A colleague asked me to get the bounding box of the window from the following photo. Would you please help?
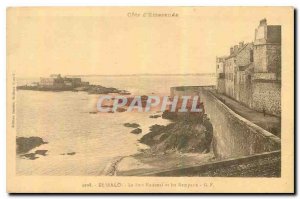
[250,49,254,62]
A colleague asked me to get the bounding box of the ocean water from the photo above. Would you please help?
[16,75,216,175]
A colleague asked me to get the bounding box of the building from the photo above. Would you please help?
[216,19,281,116]
[64,77,82,87]
[216,56,226,94]
[39,74,88,89]
[40,75,65,88]
[49,74,62,79]
[224,47,237,98]
[251,19,281,115]
[234,42,254,102]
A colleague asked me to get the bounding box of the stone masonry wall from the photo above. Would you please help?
[169,86,281,160]
[238,75,252,107]
[199,88,280,159]
[251,80,281,116]
[217,79,225,94]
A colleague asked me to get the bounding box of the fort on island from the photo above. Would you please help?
[216,18,281,116]
[39,74,89,89]
[17,74,129,94]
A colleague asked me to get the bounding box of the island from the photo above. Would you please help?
[17,74,130,95]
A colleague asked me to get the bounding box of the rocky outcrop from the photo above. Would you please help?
[130,128,142,134]
[16,137,48,154]
[17,84,130,95]
[84,85,125,94]
[149,115,161,118]
[20,150,48,160]
[140,112,213,153]
[124,123,140,128]
[61,152,76,156]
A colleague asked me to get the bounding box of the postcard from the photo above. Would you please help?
[6,7,294,193]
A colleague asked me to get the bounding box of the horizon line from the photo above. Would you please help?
[66,73,216,77]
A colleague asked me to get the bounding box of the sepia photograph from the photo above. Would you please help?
[6,6,294,193]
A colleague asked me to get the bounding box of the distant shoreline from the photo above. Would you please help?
[17,73,216,79]
[70,73,216,77]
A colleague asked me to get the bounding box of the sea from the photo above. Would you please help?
[16,75,216,175]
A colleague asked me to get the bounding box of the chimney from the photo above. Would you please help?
[259,18,267,26]
[239,41,244,49]
[234,45,238,53]
[230,47,234,55]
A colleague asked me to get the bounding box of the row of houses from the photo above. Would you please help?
[40,74,89,89]
[216,19,281,116]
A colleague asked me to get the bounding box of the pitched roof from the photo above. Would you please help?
[225,42,253,60]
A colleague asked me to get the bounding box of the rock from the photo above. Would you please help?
[35,150,48,156]
[21,153,38,160]
[162,111,178,120]
[17,83,129,95]
[130,128,142,134]
[140,112,213,153]
[162,111,204,123]
[124,123,140,128]
[61,152,76,156]
[86,85,127,94]
[16,137,48,154]
[149,115,161,118]
[20,150,48,160]
[139,124,165,145]
[119,90,131,95]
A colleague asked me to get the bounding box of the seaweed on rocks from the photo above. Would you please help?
[124,123,140,128]
[130,128,142,134]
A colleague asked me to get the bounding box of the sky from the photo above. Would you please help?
[7,7,291,77]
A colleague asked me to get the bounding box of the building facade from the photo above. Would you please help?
[251,19,281,116]
[235,42,254,103]
[216,57,226,94]
[39,74,89,89]
[216,19,281,116]
[224,55,236,98]
[40,75,65,88]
